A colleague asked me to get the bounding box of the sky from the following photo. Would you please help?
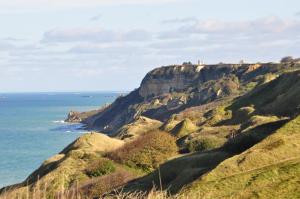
[1,0,300,92]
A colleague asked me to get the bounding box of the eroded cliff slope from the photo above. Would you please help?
[74,62,292,134]
[3,60,300,199]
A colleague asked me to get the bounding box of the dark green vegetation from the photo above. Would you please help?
[187,135,227,152]
[230,70,300,116]
[85,158,116,177]
[2,59,300,199]
[107,131,178,172]
[184,115,300,199]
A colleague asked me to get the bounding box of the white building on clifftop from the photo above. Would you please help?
[198,60,205,65]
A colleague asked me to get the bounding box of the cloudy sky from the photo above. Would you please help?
[1,0,300,92]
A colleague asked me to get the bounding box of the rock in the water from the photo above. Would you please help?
[65,111,82,123]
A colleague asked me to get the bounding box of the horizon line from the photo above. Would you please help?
[0,90,130,94]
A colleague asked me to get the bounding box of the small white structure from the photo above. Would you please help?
[198,60,205,65]
[196,59,205,72]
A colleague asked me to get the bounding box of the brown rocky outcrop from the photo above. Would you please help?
[69,62,292,134]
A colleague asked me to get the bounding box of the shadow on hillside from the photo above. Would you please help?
[118,119,289,195]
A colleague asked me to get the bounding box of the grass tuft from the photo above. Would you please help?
[107,131,178,172]
[85,158,116,177]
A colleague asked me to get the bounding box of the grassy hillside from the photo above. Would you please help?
[183,115,300,198]
[231,70,300,116]
[2,64,300,199]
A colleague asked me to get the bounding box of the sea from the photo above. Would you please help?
[0,92,120,188]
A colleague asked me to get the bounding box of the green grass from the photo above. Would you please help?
[240,115,281,131]
[230,70,300,116]
[85,158,116,177]
[171,118,198,138]
[107,131,178,172]
[184,115,300,198]
[184,158,300,199]
[119,115,293,197]
[187,136,227,152]
[122,150,232,194]
[204,105,233,126]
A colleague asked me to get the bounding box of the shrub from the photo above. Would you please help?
[204,105,232,126]
[280,56,293,63]
[86,158,116,177]
[188,136,226,152]
[107,131,178,172]
[68,172,89,187]
[230,106,255,124]
[62,169,137,199]
[84,170,137,198]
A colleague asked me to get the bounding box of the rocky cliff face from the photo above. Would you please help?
[4,60,300,199]
[76,62,293,134]
[139,65,204,98]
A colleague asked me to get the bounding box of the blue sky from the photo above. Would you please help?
[1,0,300,92]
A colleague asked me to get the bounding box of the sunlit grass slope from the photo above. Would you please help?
[184,115,300,199]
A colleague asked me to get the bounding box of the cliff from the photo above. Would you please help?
[2,60,300,199]
[72,62,291,134]
[139,65,204,98]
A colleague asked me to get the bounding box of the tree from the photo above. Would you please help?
[280,56,294,63]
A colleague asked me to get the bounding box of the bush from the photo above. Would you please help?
[188,136,226,152]
[83,170,136,198]
[280,56,293,63]
[62,169,137,199]
[86,158,116,177]
[107,131,178,172]
[204,105,232,126]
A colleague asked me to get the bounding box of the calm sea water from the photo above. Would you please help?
[0,92,119,188]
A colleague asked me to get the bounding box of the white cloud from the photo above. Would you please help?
[0,0,179,8]
[2,15,300,92]
[39,16,300,66]
[158,16,300,42]
[161,17,198,24]
[0,41,15,51]
[149,16,300,63]
[42,27,152,43]
[181,16,300,35]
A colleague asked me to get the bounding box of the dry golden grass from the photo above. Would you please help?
[183,115,300,199]
[0,133,125,199]
[61,132,124,154]
[0,185,205,199]
[107,131,178,172]
[112,116,162,141]
[231,70,300,116]
[105,189,202,199]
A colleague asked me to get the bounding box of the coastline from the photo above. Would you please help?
[2,63,300,198]
[0,92,118,189]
